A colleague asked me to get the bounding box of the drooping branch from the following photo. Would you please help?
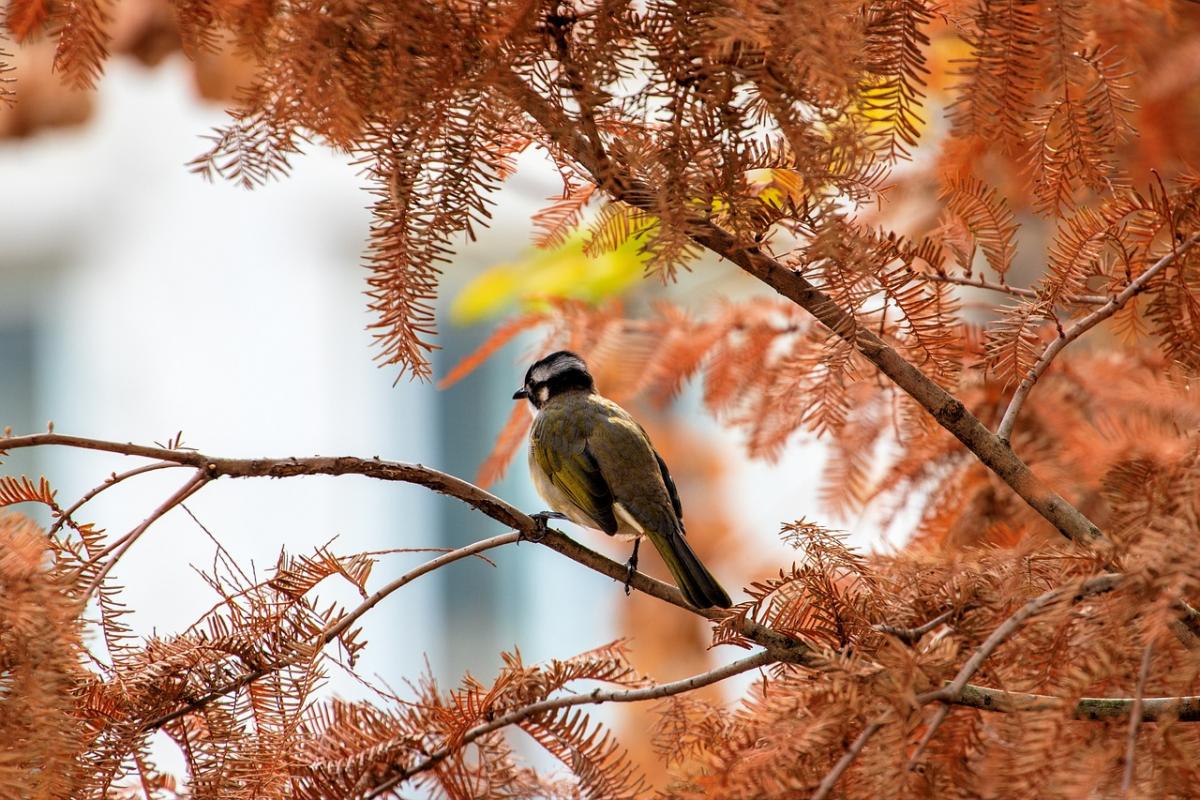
[996,231,1200,441]
[365,649,779,799]
[498,70,1108,550]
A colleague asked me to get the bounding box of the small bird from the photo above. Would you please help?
[513,350,732,609]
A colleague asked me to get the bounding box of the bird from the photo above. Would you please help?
[513,350,732,609]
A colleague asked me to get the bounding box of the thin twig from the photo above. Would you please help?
[873,608,955,645]
[906,705,950,770]
[996,232,1200,442]
[143,531,522,731]
[1122,641,1154,796]
[49,461,183,536]
[366,649,778,799]
[925,273,1107,305]
[810,715,888,800]
[80,471,209,600]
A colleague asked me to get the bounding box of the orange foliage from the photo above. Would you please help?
[5,0,1200,797]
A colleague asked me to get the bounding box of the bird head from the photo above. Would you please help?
[513,350,595,409]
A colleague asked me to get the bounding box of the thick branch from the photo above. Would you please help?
[366,649,778,799]
[953,684,1200,722]
[996,232,1200,441]
[499,72,1107,549]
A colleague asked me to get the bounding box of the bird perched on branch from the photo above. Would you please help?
[513,350,732,609]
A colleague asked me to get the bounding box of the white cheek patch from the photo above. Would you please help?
[613,502,646,535]
[536,386,550,404]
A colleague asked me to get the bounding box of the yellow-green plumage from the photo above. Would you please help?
[530,392,732,609]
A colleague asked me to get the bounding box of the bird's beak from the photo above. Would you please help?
[512,388,529,400]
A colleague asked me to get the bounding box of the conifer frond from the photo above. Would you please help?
[476,402,533,488]
[858,0,932,160]
[440,313,549,390]
[939,176,1019,278]
[52,0,109,89]
[268,546,375,601]
[984,298,1047,387]
[532,180,598,250]
[582,201,655,259]
[0,474,56,508]
[950,0,1040,150]
[519,707,646,800]
[5,0,50,41]
[189,110,299,189]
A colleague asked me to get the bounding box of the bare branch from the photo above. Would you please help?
[49,461,184,536]
[951,684,1200,722]
[498,70,1109,550]
[0,432,818,664]
[905,704,950,770]
[873,608,955,645]
[81,471,209,599]
[996,232,1200,441]
[811,715,887,800]
[1122,642,1154,796]
[925,273,1107,304]
[366,649,779,799]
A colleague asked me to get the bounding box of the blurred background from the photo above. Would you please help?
[0,33,833,784]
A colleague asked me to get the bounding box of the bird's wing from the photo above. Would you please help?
[532,425,619,534]
[653,448,684,526]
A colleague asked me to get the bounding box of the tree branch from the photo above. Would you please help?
[498,70,1108,550]
[1,431,818,724]
[951,683,1200,722]
[366,649,779,799]
[996,232,1200,442]
[810,715,887,800]
[81,471,209,599]
[873,608,955,646]
[905,704,949,771]
[49,460,184,536]
[924,273,1107,305]
[1122,641,1154,795]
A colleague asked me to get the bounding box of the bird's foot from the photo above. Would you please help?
[623,539,641,596]
[522,510,567,543]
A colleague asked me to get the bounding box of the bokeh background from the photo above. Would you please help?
[0,32,843,783]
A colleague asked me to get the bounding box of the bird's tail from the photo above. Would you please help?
[652,530,732,609]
